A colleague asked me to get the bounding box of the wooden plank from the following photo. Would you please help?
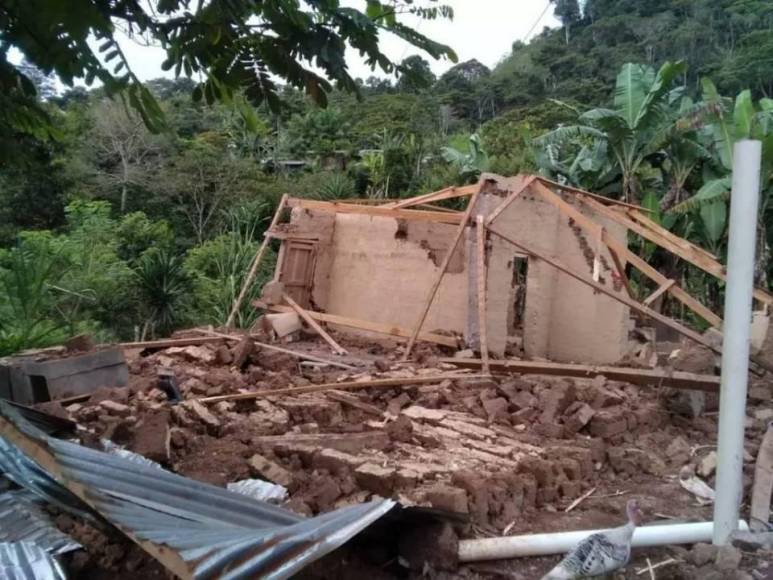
[253,301,459,348]
[439,357,721,392]
[484,175,537,227]
[580,193,773,306]
[287,198,463,224]
[537,176,653,212]
[751,424,773,531]
[628,209,718,261]
[197,374,488,404]
[532,181,723,328]
[192,329,358,370]
[119,336,226,350]
[476,216,490,374]
[383,184,479,210]
[226,194,288,327]
[282,293,348,356]
[643,279,677,307]
[403,187,482,361]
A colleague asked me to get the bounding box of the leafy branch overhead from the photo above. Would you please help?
[0,0,457,136]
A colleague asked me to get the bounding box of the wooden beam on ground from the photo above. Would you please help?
[383,184,479,210]
[226,194,288,327]
[119,336,227,350]
[253,301,459,348]
[475,216,490,374]
[643,279,677,307]
[532,181,723,328]
[282,293,348,356]
[403,187,482,361]
[439,358,721,392]
[750,424,773,531]
[326,391,384,416]
[192,328,358,370]
[484,176,537,227]
[287,198,463,224]
[487,225,773,374]
[197,374,488,404]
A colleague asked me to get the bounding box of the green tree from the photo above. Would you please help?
[0,0,456,146]
[396,55,437,93]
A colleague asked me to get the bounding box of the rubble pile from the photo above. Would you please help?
[25,333,773,578]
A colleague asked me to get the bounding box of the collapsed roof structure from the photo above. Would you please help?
[244,173,773,372]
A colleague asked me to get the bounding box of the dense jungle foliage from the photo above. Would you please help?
[2,0,773,354]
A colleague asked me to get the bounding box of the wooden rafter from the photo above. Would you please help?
[484,175,537,227]
[382,184,479,210]
[643,279,676,307]
[402,187,483,361]
[576,191,773,306]
[531,181,723,328]
[287,198,463,224]
[226,194,288,327]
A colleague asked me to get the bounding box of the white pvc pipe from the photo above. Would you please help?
[713,139,762,545]
[458,521,750,562]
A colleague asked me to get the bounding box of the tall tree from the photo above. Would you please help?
[551,0,581,44]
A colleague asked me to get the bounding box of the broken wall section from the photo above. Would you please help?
[483,175,630,364]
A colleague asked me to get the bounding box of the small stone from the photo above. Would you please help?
[715,544,742,570]
[248,454,294,488]
[665,436,691,464]
[698,450,718,478]
[231,337,255,368]
[481,397,510,423]
[690,543,718,567]
[373,359,391,372]
[99,400,132,417]
[183,400,221,433]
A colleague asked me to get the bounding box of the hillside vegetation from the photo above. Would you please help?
[2,0,773,353]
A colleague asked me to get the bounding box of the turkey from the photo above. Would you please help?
[540,499,643,579]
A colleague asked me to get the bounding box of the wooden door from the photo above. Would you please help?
[278,240,318,308]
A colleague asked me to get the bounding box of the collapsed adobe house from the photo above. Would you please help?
[255,173,773,371]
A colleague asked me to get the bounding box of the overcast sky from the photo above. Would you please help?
[114,1,558,82]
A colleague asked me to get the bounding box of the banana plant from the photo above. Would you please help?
[441,133,489,182]
[536,61,686,203]
[671,80,773,282]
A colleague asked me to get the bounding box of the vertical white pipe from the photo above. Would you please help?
[713,140,762,545]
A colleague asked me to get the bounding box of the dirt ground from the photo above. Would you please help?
[34,329,773,579]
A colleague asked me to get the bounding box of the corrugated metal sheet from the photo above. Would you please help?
[0,400,397,580]
[0,542,66,580]
[0,491,81,554]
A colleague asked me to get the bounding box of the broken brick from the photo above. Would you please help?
[355,463,395,497]
[423,484,468,513]
[248,454,294,488]
[311,448,365,473]
[481,397,510,423]
[231,337,254,368]
[401,406,446,423]
[563,402,595,435]
[183,400,221,434]
[589,409,627,438]
[129,410,171,463]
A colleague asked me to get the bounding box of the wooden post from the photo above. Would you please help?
[282,293,348,355]
[475,216,490,374]
[225,194,288,327]
[403,188,481,361]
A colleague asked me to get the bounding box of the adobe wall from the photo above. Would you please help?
[486,177,630,364]
[323,213,469,336]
